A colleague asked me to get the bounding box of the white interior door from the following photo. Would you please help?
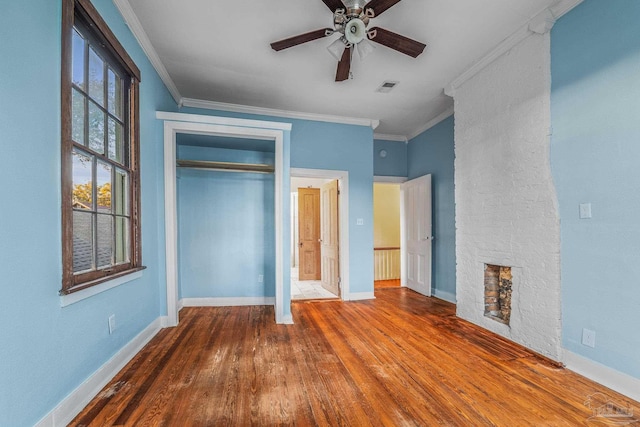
[321,180,340,296]
[401,174,432,296]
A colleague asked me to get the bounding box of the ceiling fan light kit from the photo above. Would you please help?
[327,37,349,61]
[270,0,426,81]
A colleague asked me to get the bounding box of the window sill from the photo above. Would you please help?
[60,269,143,307]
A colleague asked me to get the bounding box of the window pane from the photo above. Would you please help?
[96,161,112,213]
[115,216,130,264]
[88,101,105,154]
[108,117,124,163]
[114,168,128,215]
[72,89,85,145]
[73,210,94,273]
[108,69,122,119]
[72,150,93,209]
[96,214,113,269]
[72,29,85,90]
[88,47,104,106]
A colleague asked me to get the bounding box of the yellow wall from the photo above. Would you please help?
[373,183,400,248]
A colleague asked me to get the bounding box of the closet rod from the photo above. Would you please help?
[176,159,275,174]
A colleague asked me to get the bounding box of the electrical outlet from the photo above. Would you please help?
[356,218,364,226]
[258,274,264,283]
[582,328,596,348]
[108,315,116,335]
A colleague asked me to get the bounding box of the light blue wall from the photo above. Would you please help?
[373,139,407,177]
[0,0,177,425]
[551,0,640,378]
[180,107,376,296]
[407,116,456,302]
[177,145,275,299]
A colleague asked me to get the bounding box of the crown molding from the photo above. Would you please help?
[181,98,380,129]
[444,0,583,97]
[112,0,182,104]
[549,0,584,18]
[406,106,454,141]
[373,133,408,143]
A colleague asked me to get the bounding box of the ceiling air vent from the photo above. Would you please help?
[376,81,399,93]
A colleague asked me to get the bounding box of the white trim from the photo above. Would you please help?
[374,133,408,143]
[34,317,164,427]
[163,121,179,327]
[407,107,455,141]
[433,289,456,304]
[112,0,181,104]
[181,97,380,130]
[280,314,294,324]
[444,0,583,97]
[347,292,375,301]
[156,111,292,131]
[60,270,143,307]
[290,168,350,303]
[563,350,640,403]
[374,175,408,184]
[180,297,275,307]
[161,115,287,324]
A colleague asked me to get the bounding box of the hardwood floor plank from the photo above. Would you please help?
[72,288,640,426]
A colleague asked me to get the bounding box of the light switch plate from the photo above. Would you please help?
[579,203,592,219]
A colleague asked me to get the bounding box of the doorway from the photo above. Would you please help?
[290,169,349,300]
[373,182,402,290]
[373,175,432,297]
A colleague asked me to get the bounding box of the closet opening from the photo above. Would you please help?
[160,112,290,326]
[176,133,277,311]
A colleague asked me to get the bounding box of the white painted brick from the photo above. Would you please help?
[453,33,562,360]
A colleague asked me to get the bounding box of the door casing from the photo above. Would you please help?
[160,112,290,326]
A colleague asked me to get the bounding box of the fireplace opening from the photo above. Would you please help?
[484,264,512,325]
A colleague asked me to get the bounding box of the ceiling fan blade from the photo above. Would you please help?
[367,27,426,58]
[321,0,346,12]
[335,47,351,81]
[364,0,401,17]
[270,29,333,51]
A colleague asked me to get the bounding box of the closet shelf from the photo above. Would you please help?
[176,159,275,174]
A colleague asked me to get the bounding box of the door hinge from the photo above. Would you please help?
[338,277,341,285]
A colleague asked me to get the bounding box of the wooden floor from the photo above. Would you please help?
[73,288,640,426]
[374,279,401,289]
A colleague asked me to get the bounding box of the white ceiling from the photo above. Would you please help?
[124,0,568,137]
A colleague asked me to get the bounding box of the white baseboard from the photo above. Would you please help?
[563,350,640,403]
[159,315,172,328]
[180,297,276,307]
[281,314,294,324]
[34,317,164,427]
[433,289,456,304]
[348,292,376,301]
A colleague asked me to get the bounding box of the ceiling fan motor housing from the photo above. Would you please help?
[333,6,371,45]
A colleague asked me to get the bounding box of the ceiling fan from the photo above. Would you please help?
[270,0,426,81]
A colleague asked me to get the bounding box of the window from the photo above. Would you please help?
[61,0,143,294]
